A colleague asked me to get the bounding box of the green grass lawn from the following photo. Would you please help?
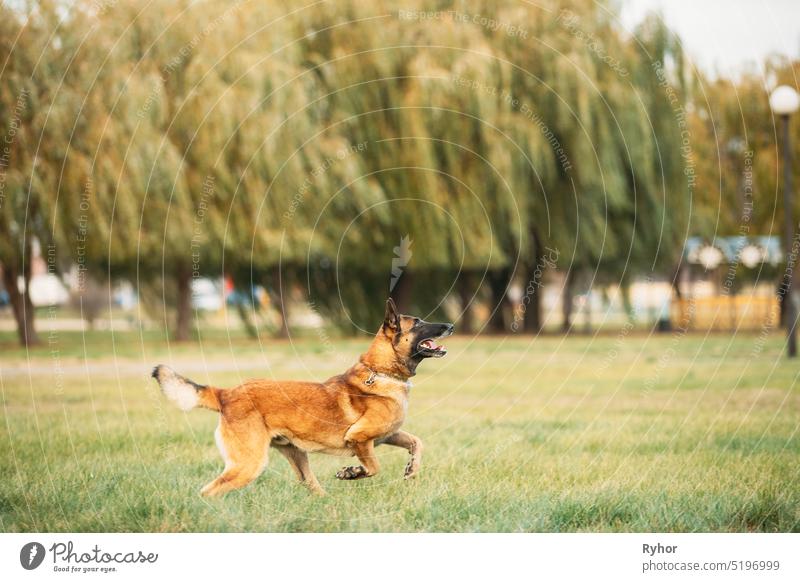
[1,328,798,532]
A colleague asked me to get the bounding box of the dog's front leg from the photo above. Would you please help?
[381,431,423,479]
[336,439,379,480]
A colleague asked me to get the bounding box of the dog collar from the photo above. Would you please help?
[364,368,411,389]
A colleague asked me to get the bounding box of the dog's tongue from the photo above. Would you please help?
[421,339,444,351]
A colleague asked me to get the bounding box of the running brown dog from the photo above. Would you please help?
[151,298,453,496]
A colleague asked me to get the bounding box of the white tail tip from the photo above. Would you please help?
[152,365,199,411]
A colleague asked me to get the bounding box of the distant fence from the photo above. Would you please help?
[671,296,779,331]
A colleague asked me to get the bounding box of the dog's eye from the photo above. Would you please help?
[413,318,421,327]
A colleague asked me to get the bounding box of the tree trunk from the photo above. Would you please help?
[457,272,474,333]
[523,230,544,333]
[561,269,575,333]
[671,263,683,300]
[174,267,192,341]
[236,301,258,339]
[778,270,796,329]
[267,265,291,338]
[779,280,786,327]
[487,268,511,333]
[2,262,40,346]
[1,245,40,346]
[523,287,542,333]
[583,285,592,334]
[621,282,635,323]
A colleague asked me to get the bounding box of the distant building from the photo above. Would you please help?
[673,236,781,331]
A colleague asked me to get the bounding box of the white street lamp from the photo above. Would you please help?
[770,85,800,116]
[770,85,800,357]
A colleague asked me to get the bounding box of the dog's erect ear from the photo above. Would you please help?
[383,298,400,331]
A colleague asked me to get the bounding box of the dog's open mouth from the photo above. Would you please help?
[418,338,447,355]
[417,330,452,358]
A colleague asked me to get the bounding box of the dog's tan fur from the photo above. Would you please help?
[152,299,452,496]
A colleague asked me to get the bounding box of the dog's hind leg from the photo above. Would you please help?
[380,431,423,479]
[200,465,264,497]
[201,416,269,497]
[273,443,325,495]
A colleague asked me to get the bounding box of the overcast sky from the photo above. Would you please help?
[619,0,800,77]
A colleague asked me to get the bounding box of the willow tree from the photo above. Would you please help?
[0,1,86,345]
[276,0,530,332]
[54,0,232,341]
[0,4,40,345]
[496,3,692,331]
[0,0,739,343]
[175,2,340,337]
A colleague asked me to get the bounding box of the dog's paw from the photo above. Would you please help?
[336,465,368,480]
[403,458,420,479]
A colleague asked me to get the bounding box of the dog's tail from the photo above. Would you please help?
[151,365,221,412]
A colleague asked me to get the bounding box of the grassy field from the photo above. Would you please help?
[1,327,798,532]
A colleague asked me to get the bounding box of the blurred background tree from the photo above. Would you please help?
[1,0,796,344]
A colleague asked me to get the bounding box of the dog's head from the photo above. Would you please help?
[377,298,454,374]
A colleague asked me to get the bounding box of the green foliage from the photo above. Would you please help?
[0,0,791,335]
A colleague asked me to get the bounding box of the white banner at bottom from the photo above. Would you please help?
[1,533,797,581]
